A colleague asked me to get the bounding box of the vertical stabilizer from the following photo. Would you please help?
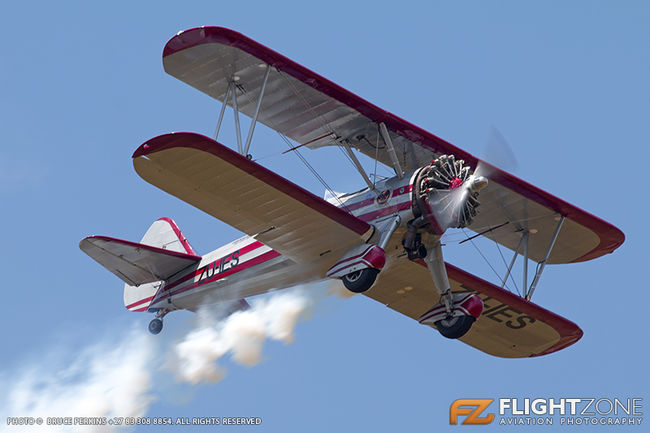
[139,217,196,254]
[124,218,197,311]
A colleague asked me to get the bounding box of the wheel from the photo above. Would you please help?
[148,318,163,335]
[342,268,379,293]
[435,315,475,339]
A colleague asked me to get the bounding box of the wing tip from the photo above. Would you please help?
[132,131,207,158]
[163,26,243,58]
[529,326,584,357]
[446,262,585,358]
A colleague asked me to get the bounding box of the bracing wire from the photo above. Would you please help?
[236,71,348,209]
[461,228,518,294]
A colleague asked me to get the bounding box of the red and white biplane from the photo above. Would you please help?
[80,27,624,358]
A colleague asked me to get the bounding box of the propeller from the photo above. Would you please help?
[418,128,515,234]
[419,155,487,232]
[473,126,518,180]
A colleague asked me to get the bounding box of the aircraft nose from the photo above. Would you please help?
[469,176,488,192]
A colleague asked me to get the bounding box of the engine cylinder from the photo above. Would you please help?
[413,155,483,233]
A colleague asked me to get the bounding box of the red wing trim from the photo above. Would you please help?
[443,262,583,357]
[133,132,371,237]
[162,27,624,262]
[156,217,197,255]
[85,235,202,261]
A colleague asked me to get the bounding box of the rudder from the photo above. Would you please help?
[139,217,196,255]
[124,218,196,311]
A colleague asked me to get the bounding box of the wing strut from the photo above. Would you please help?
[526,215,565,300]
[213,66,271,157]
[500,231,525,291]
[496,215,566,300]
[243,64,271,156]
[342,140,375,191]
[231,79,244,154]
[379,122,404,178]
[214,82,232,141]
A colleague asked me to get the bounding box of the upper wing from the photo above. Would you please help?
[132,132,373,265]
[162,26,624,264]
[365,257,582,358]
[79,236,202,286]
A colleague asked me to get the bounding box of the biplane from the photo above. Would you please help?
[80,27,624,358]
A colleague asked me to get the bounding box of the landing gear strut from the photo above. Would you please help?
[416,240,484,339]
[423,240,455,315]
[407,155,489,339]
[148,309,169,335]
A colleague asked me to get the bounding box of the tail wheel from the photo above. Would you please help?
[342,268,379,293]
[148,318,163,335]
[435,315,475,339]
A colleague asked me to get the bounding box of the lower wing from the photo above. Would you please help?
[365,258,582,358]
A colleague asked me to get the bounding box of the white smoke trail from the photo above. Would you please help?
[0,329,157,433]
[0,285,340,430]
[167,288,314,385]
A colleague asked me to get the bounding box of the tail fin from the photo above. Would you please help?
[124,218,197,312]
[140,217,196,255]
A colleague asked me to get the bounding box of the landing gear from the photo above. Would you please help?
[435,315,476,339]
[405,155,490,340]
[148,318,163,335]
[415,240,483,339]
[418,293,483,339]
[342,268,379,293]
[148,309,169,335]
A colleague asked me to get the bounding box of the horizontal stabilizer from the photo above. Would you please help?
[80,236,202,286]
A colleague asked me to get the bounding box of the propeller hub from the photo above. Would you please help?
[415,154,485,232]
[469,175,488,192]
[449,177,463,189]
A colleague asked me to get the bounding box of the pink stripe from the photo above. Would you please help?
[330,259,370,275]
[343,185,413,212]
[157,217,197,255]
[356,202,411,222]
[151,249,281,306]
[126,295,155,310]
[330,245,373,268]
[344,198,375,211]
[158,240,264,296]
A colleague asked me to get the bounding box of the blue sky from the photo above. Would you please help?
[1,1,648,432]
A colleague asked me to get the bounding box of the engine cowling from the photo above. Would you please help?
[413,155,487,235]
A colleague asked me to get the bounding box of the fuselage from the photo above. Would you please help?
[144,171,418,312]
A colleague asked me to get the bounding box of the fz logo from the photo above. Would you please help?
[450,399,495,425]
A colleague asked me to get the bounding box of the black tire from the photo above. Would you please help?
[148,318,163,335]
[435,315,475,339]
[342,268,379,293]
